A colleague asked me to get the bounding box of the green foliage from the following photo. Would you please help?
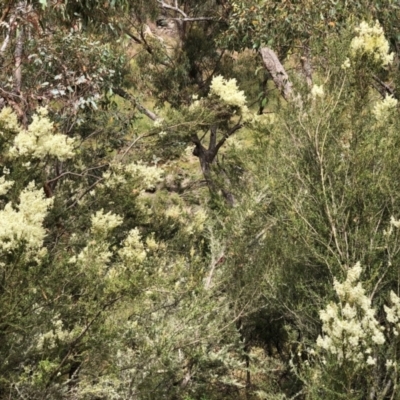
[221,0,400,56]
[215,21,400,398]
[2,2,400,400]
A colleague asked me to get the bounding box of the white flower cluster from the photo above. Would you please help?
[184,208,208,234]
[8,107,75,161]
[103,161,163,191]
[384,216,400,238]
[118,228,146,264]
[317,262,385,365]
[0,182,53,251]
[124,162,163,190]
[384,291,400,336]
[102,169,127,188]
[390,216,400,229]
[77,243,113,266]
[372,94,398,120]
[350,21,394,66]
[209,75,251,119]
[311,84,325,99]
[36,316,73,350]
[0,176,14,196]
[0,107,19,132]
[165,204,182,220]
[341,58,351,70]
[91,209,123,235]
[153,118,164,128]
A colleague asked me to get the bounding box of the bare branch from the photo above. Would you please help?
[46,165,108,185]
[214,121,243,154]
[372,74,395,97]
[169,17,214,22]
[13,2,25,95]
[13,29,23,93]
[124,29,143,45]
[119,132,157,161]
[0,13,17,61]
[113,87,160,121]
[259,47,293,101]
[158,0,188,18]
[124,28,170,66]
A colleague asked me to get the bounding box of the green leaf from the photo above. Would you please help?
[261,97,267,107]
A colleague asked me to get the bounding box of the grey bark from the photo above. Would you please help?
[13,26,23,95]
[259,47,293,101]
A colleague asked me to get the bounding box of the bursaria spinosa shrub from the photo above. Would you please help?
[0,107,76,161]
[316,262,384,366]
[0,108,66,257]
[372,94,398,121]
[252,18,400,399]
[90,209,123,236]
[0,181,52,255]
[100,161,164,191]
[350,20,394,67]
[300,254,400,398]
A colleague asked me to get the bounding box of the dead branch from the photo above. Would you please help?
[157,0,188,18]
[169,17,214,22]
[372,74,395,98]
[259,47,293,101]
[0,9,17,62]
[113,87,160,121]
[13,24,23,94]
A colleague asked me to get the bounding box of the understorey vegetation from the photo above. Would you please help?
[1,1,400,399]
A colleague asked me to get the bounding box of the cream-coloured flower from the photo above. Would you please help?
[317,262,385,366]
[9,107,75,161]
[384,291,400,339]
[146,235,158,251]
[91,209,123,235]
[386,359,395,369]
[0,176,14,196]
[0,106,19,132]
[372,94,398,120]
[390,216,400,228]
[153,118,164,128]
[119,228,146,263]
[36,315,74,350]
[0,181,53,251]
[341,58,351,70]
[311,84,324,98]
[209,75,251,120]
[210,75,247,108]
[165,205,182,220]
[366,356,376,366]
[124,162,163,190]
[350,21,394,66]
